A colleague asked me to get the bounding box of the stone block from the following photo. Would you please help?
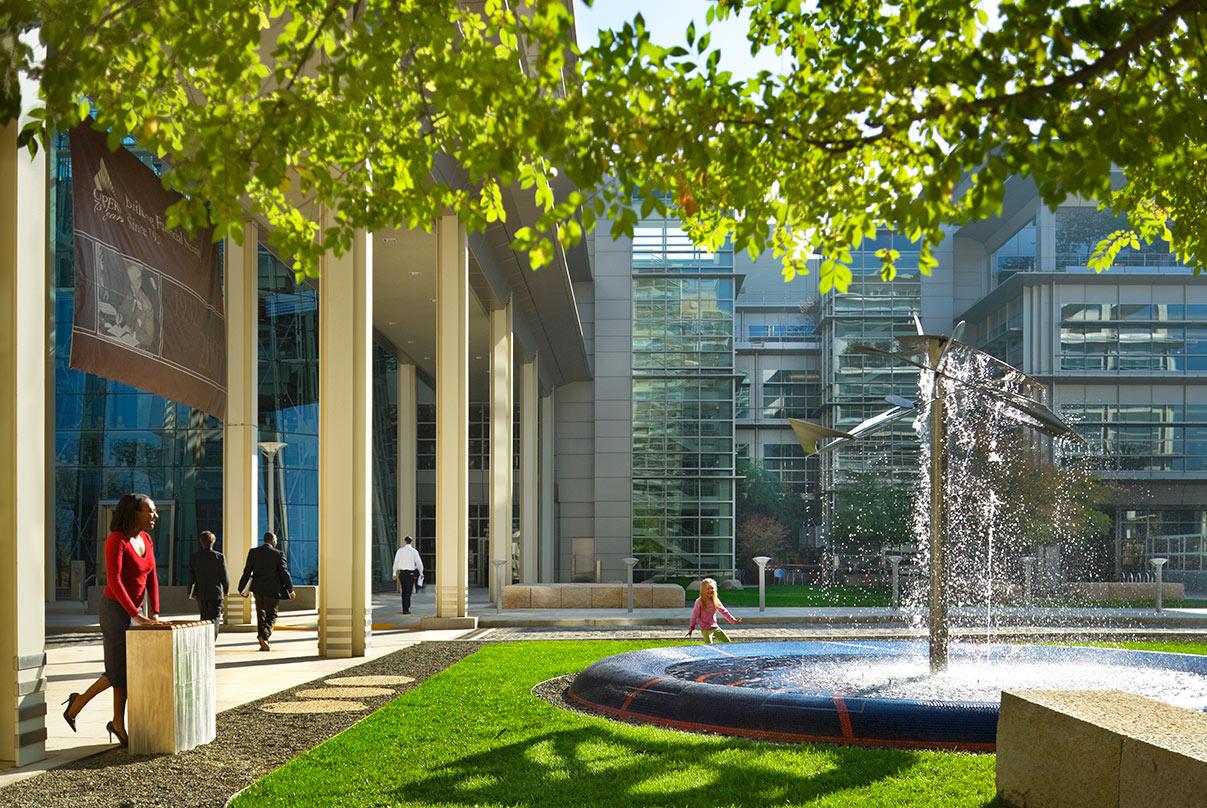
[996,690,1121,808]
[501,585,531,609]
[997,690,1207,808]
[529,585,561,609]
[127,621,216,755]
[559,585,592,608]
[632,584,654,608]
[651,584,686,607]
[591,585,624,608]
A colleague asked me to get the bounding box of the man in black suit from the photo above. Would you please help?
[238,531,295,651]
[189,530,228,638]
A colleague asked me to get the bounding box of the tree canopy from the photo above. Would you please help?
[3,0,1204,286]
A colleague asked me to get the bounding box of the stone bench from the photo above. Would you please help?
[996,690,1207,808]
[1062,582,1184,601]
[501,583,685,609]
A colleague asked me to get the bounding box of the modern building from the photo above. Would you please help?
[6,31,1207,770]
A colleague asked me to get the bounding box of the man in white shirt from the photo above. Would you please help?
[391,535,424,614]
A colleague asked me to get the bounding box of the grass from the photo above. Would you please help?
[232,640,998,807]
[691,584,892,608]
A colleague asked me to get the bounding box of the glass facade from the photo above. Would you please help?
[820,233,922,491]
[1056,207,1190,271]
[1119,509,1207,572]
[631,215,736,576]
[51,131,401,592]
[992,218,1036,285]
[1062,403,1207,473]
[51,131,223,591]
[1059,304,1207,372]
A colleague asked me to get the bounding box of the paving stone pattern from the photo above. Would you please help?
[0,641,481,808]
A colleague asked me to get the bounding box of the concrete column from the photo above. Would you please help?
[0,81,49,767]
[431,216,472,624]
[318,225,372,657]
[488,300,513,602]
[519,357,539,582]
[539,390,556,582]
[396,360,417,547]
[223,222,258,627]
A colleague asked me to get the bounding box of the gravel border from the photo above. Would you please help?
[0,641,482,808]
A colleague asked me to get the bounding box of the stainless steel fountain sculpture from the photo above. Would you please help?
[789,316,1080,672]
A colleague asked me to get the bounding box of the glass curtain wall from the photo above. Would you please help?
[256,247,320,582]
[631,215,737,577]
[51,131,223,591]
[819,232,922,527]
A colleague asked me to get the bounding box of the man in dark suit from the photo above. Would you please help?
[238,531,295,651]
[189,530,228,638]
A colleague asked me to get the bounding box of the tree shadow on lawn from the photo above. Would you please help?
[392,724,1001,806]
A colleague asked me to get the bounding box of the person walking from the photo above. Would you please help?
[685,577,741,644]
[61,493,163,747]
[391,535,424,615]
[238,531,294,651]
[189,530,228,638]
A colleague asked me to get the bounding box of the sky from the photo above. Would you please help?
[572,1,788,79]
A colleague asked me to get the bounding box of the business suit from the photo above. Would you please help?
[189,547,229,637]
[238,544,294,643]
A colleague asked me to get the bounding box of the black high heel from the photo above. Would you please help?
[106,721,128,747]
[61,693,80,733]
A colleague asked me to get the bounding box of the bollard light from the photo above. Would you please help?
[1151,557,1168,612]
[887,555,903,608]
[623,557,638,612]
[492,559,509,614]
[1021,555,1036,605]
[753,556,772,613]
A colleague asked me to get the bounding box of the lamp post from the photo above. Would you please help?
[258,441,287,551]
[1022,555,1036,605]
[623,557,638,613]
[753,556,772,613]
[1151,557,1168,611]
[887,555,903,608]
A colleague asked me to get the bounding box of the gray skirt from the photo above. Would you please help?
[99,596,133,688]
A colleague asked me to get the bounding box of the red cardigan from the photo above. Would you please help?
[103,530,160,617]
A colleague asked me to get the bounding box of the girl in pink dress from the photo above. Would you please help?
[685,577,742,644]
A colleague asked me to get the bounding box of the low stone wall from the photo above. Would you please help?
[1063,581,1184,601]
[996,689,1207,808]
[502,583,685,609]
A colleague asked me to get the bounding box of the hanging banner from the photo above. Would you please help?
[69,124,226,418]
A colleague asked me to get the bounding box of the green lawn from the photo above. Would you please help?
[233,640,997,807]
[690,584,892,608]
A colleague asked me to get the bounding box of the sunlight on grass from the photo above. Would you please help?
[231,640,998,807]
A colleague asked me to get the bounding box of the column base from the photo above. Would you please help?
[419,616,479,630]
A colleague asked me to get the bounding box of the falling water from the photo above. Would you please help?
[908,341,1090,658]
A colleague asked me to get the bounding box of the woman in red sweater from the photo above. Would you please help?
[61,493,162,746]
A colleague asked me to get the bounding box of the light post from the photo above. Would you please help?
[753,556,772,613]
[258,441,287,551]
[1151,557,1168,611]
[493,559,509,614]
[1022,555,1036,605]
[623,557,638,613]
[887,555,903,608]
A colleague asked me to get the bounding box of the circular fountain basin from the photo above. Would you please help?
[567,641,1207,751]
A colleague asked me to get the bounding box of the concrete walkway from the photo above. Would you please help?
[7,586,472,790]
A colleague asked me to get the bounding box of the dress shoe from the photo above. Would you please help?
[258,638,270,652]
[106,720,129,747]
[61,692,81,733]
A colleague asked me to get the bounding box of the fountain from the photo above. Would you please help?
[568,319,1207,750]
